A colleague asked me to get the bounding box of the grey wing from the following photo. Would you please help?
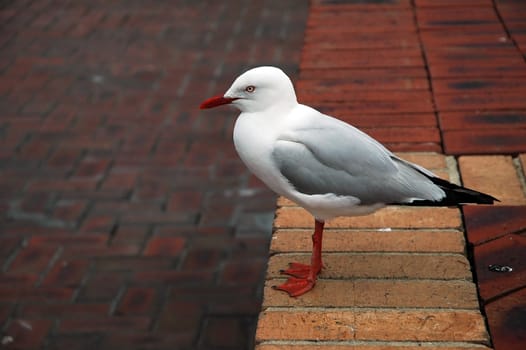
[273,117,445,204]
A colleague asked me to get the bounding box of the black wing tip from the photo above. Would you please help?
[400,176,499,207]
[433,176,499,204]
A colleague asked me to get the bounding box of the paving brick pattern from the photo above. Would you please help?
[422,0,526,154]
[463,206,526,350]
[2,0,526,349]
[257,155,491,349]
[0,1,308,349]
[255,0,526,349]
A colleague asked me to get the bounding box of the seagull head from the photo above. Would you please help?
[200,66,298,113]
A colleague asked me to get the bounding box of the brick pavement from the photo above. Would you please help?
[256,0,526,349]
[2,0,526,349]
[0,1,308,349]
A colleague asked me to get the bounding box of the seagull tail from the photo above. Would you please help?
[403,176,499,207]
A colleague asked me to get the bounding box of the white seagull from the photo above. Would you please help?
[200,66,497,297]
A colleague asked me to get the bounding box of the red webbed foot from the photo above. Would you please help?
[273,220,325,298]
[272,277,316,297]
[280,262,323,279]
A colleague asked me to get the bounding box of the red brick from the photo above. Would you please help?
[62,243,140,259]
[209,299,262,315]
[46,334,102,350]
[181,248,223,270]
[116,287,156,316]
[464,206,526,245]
[5,319,53,349]
[102,332,194,350]
[300,90,434,114]
[203,317,247,348]
[149,152,186,167]
[435,91,526,111]
[74,157,111,179]
[143,236,185,257]
[444,129,526,154]
[416,7,501,30]
[296,78,430,93]
[485,288,526,350]
[429,61,526,78]
[57,136,117,152]
[121,211,196,225]
[29,234,107,246]
[80,214,115,233]
[309,6,412,16]
[8,245,57,274]
[421,31,513,48]
[473,234,526,302]
[52,199,87,222]
[93,257,173,272]
[101,171,137,190]
[92,201,158,215]
[0,273,38,286]
[0,287,74,302]
[166,190,203,212]
[220,259,266,286]
[110,226,149,245]
[42,259,89,287]
[26,178,98,192]
[20,193,54,214]
[58,317,151,333]
[78,272,126,302]
[432,77,526,96]
[303,31,420,50]
[300,67,427,81]
[301,49,424,69]
[17,138,52,160]
[0,237,22,260]
[426,46,522,65]
[362,126,440,144]
[156,300,202,332]
[133,270,213,285]
[40,113,75,132]
[439,110,526,130]
[199,204,237,226]
[306,20,414,35]
[0,303,13,328]
[416,0,493,6]
[20,303,109,318]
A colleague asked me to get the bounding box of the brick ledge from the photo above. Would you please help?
[254,152,526,349]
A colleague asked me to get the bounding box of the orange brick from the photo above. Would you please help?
[394,152,447,170]
[270,229,466,253]
[519,153,526,179]
[257,344,492,350]
[256,309,489,342]
[266,253,471,280]
[143,236,185,257]
[262,279,479,309]
[275,207,461,229]
[458,155,526,205]
[276,196,295,207]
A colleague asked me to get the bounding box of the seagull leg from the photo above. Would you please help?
[273,220,324,297]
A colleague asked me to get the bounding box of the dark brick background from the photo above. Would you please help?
[0,1,308,349]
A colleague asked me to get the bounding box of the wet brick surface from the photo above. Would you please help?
[0,1,308,349]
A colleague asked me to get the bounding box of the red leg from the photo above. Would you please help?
[273,220,324,297]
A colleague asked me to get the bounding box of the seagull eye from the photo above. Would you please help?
[245,85,255,93]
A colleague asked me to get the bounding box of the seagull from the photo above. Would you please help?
[199,66,497,297]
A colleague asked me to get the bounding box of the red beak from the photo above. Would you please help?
[199,95,238,109]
